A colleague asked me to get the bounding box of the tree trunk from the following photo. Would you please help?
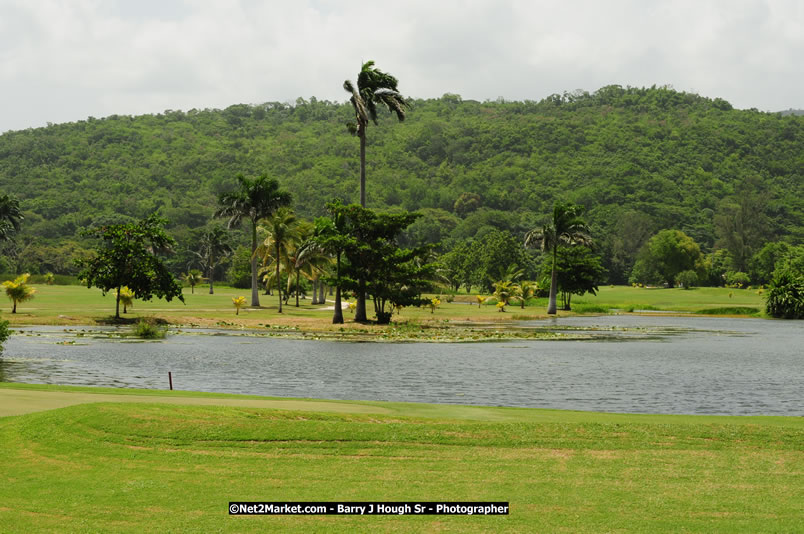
[12,300,16,314]
[276,242,283,313]
[359,128,366,208]
[355,280,368,322]
[115,285,121,319]
[208,256,214,294]
[295,273,300,307]
[319,281,325,304]
[332,252,344,324]
[547,247,558,315]
[311,279,318,304]
[250,221,260,307]
[353,127,368,322]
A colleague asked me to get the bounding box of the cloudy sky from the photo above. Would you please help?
[1,0,802,132]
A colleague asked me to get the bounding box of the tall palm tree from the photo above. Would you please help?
[258,207,301,313]
[215,174,292,307]
[525,202,592,315]
[343,61,410,208]
[192,226,233,294]
[344,61,409,322]
[0,193,23,242]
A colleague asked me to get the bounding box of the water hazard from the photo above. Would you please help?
[1,316,801,416]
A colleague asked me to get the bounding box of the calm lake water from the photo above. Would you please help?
[1,316,801,416]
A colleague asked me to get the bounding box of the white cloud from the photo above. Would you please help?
[0,0,802,131]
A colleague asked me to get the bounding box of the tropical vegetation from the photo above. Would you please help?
[76,214,184,319]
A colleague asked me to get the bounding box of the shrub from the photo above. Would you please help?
[765,269,804,319]
[676,270,698,289]
[725,271,750,288]
[0,318,9,354]
[134,318,167,339]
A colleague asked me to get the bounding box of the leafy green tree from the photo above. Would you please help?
[258,207,301,313]
[676,270,698,290]
[725,271,750,288]
[343,60,409,208]
[0,193,23,242]
[439,241,478,293]
[192,226,233,294]
[2,273,35,313]
[475,230,530,293]
[703,249,734,286]
[76,214,184,319]
[525,202,592,314]
[227,246,252,289]
[541,246,605,310]
[215,174,292,307]
[606,210,656,284]
[329,203,435,324]
[714,177,771,272]
[631,229,703,287]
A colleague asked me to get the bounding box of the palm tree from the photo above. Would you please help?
[518,281,536,309]
[118,286,134,314]
[215,174,292,307]
[314,205,350,324]
[258,207,301,313]
[525,202,592,315]
[493,280,516,309]
[0,193,23,242]
[293,238,332,308]
[192,226,233,295]
[2,273,35,313]
[344,61,409,322]
[343,61,410,208]
[183,269,205,294]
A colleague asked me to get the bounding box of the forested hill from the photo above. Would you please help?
[0,85,802,280]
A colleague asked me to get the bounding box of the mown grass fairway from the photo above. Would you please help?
[0,384,801,533]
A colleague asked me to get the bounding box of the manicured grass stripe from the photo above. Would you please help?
[1,402,801,533]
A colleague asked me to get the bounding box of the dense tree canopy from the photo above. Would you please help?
[630,229,704,287]
[0,86,801,285]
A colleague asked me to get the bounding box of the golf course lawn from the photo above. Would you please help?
[0,383,801,533]
[0,283,766,331]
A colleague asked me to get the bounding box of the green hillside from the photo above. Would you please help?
[0,85,801,281]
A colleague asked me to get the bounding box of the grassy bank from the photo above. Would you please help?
[0,384,800,533]
[0,284,767,329]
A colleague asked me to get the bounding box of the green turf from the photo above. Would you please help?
[0,385,802,532]
[0,284,769,329]
[574,286,765,313]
